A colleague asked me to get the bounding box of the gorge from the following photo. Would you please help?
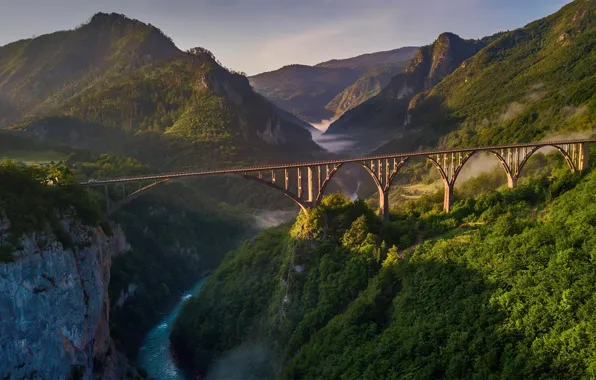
[1,0,596,378]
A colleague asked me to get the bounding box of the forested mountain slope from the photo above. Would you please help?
[325,64,410,118]
[417,0,596,148]
[0,13,180,126]
[330,0,596,154]
[1,13,323,169]
[249,65,363,123]
[172,160,596,379]
[249,47,417,124]
[325,32,489,150]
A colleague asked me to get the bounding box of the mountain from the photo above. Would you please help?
[324,33,490,151]
[408,0,596,149]
[0,13,324,169]
[325,64,409,117]
[249,65,362,124]
[328,0,596,154]
[316,46,418,71]
[172,164,596,378]
[0,13,180,127]
[248,47,417,124]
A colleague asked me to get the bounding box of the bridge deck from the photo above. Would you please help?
[81,139,596,186]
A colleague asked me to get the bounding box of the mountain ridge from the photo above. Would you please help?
[248,46,418,124]
[323,32,490,153]
[0,13,325,169]
[372,0,596,153]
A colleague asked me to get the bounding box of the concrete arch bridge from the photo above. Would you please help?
[81,139,594,219]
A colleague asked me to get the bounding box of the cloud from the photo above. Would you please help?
[0,0,576,75]
[255,9,396,72]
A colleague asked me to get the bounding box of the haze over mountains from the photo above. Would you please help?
[249,47,417,126]
[248,0,595,155]
[2,2,596,379]
[0,13,323,170]
[1,0,595,163]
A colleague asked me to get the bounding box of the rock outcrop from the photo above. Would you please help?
[0,213,131,380]
[323,33,491,153]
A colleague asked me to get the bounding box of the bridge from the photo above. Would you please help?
[81,139,594,219]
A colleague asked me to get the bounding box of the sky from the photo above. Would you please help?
[0,0,573,75]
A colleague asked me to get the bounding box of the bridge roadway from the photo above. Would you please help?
[82,139,594,218]
[81,139,595,186]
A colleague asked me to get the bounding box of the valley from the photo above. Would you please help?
[1,1,596,379]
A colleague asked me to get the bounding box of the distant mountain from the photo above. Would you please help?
[0,13,323,168]
[324,33,492,151]
[316,46,418,71]
[339,0,596,154]
[249,65,362,124]
[325,63,409,117]
[248,47,417,124]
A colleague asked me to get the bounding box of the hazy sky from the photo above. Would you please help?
[0,0,572,75]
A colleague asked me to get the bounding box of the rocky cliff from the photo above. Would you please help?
[0,212,132,380]
[323,33,491,153]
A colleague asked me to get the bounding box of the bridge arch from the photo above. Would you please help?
[425,155,450,187]
[242,174,309,212]
[385,157,411,192]
[82,139,593,219]
[446,150,516,189]
[314,163,345,205]
[517,144,576,178]
[107,179,170,216]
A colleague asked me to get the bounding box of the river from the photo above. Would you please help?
[138,277,208,380]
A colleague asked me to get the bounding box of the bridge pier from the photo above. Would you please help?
[307,166,314,203]
[379,190,390,221]
[579,142,590,171]
[443,183,454,213]
[82,139,595,217]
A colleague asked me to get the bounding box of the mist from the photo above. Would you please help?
[310,130,357,154]
[537,131,595,154]
[456,152,504,184]
[253,209,298,229]
[310,118,335,132]
[204,343,277,380]
[541,130,594,141]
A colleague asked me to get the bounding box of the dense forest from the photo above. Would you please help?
[2,2,595,378]
[327,0,596,155]
[0,160,99,262]
[171,155,596,378]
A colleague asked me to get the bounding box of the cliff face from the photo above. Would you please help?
[0,213,130,380]
[323,33,489,153]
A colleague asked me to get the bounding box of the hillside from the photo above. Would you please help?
[0,14,324,169]
[249,65,362,123]
[0,13,181,127]
[413,0,596,148]
[324,33,489,151]
[328,0,596,154]
[171,161,596,378]
[248,47,417,124]
[325,64,410,117]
